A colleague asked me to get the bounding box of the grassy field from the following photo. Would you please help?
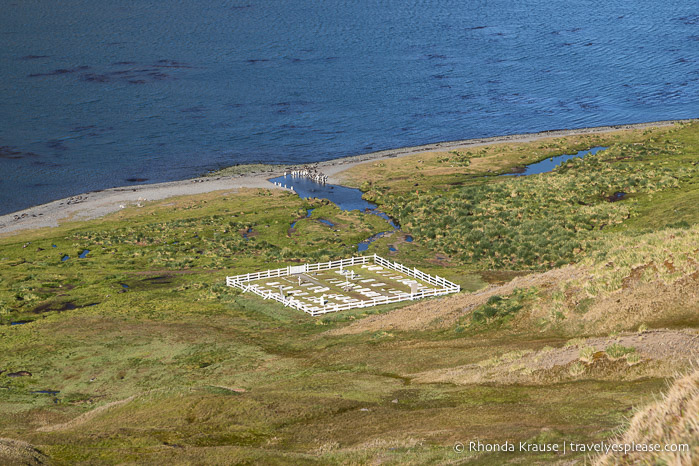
[347,123,698,270]
[1,122,698,464]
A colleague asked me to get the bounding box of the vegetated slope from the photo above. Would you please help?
[410,329,698,386]
[327,265,584,335]
[0,189,394,326]
[595,367,699,465]
[1,123,697,464]
[0,437,48,465]
[361,122,699,270]
[333,224,699,336]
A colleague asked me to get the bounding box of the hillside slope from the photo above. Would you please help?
[595,367,698,465]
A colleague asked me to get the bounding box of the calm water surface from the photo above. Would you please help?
[1,1,698,214]
[503,146,607,176]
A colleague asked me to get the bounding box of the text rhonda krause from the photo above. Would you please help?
[464,440,690,454]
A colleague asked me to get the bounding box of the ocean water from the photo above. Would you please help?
[1,0,698,215]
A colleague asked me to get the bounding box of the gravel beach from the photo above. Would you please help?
[1,119,694,236]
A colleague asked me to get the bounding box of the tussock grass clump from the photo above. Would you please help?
[564,338,585,348]
[580,226,699,296]
[569,361,586,377]
[478,349,533,368]
[579,346,596,363]
[0,438,48,465]
[605,343,635,361]
[527,223,699,332]
[595,367,699,465]
[625,353,642,366]
[471,288,536,324]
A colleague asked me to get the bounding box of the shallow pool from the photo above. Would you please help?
[502,146,607,177]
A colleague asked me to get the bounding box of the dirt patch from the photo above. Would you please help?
[581,272,699,332]
[327,266,580,335]
[412,329,699,386]
[426,253,452,266]
[479,269,532,285]
[621,263,658,290]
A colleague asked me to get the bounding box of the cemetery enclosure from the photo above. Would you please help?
[226,254,460,316]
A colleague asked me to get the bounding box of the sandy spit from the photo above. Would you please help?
[1,119,695,236]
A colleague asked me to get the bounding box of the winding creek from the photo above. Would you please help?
[3,147,616,328]
[269,174,402,251]
[270,146,608,251]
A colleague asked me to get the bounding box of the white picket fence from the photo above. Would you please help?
[226,254,460,316]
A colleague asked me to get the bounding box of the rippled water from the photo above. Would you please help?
[270,174,377,211]
[1,1,698,214]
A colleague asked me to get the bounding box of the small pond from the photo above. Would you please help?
[502,146,607,177]
[291,209,314,229]
[11,320,32,326]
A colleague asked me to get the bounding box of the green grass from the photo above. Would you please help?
[1,123,698,464]
[204,162,279,177]
[605,343,636,360]
[470,288,537,325]
[339,123,699,272]
[375,124,699,270]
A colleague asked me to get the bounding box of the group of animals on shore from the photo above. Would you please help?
[286,165,328,185]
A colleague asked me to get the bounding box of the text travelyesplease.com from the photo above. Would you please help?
[453,440,690,455]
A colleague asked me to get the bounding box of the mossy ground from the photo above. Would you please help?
[1,123,698,464]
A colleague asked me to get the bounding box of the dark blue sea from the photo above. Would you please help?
[1,0,698,215]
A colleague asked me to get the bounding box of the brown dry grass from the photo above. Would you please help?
[0,438,49,466]
[595,365,699,465]
[326,265,582,334]
[335,125,680,191]
[411,330,699,386]
[329,225,699,337]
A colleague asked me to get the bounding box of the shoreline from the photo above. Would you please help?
[1,118,695,236]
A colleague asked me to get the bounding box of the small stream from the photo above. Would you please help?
[271,147,607,250]
[11,320,32,326]
[270,174,400,251]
